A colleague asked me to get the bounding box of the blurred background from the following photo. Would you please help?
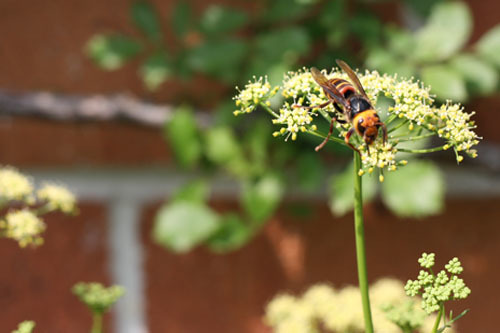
[0,0,499,332]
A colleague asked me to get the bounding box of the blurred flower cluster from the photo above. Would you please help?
[405,253,471,314]
[11,321,35,333]
[233,67,480,176]
[0,167,77,247]
[72,282,125,314]
[265,278,445,333]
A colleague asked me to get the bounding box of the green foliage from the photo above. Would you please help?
[366,1,499,102]
[140,51,171,91]
[413,2,471,62]
[164,106,202,168]
[86,35,142,70]
[153,201,219,252]
[131,1,162,43]
[242,174,284,223]
[476,24,500,68]
[329,162,376,217]
[382,161,444,218]
[199,5,248,36]
[171,1,191,39]
[207,213,251,253]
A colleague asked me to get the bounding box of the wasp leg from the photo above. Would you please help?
[379,122,388,144]
[293,100,331,110]
[315,116,337,152]
[345,128,360,155]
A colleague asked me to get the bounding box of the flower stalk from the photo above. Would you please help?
[353,151,374,333]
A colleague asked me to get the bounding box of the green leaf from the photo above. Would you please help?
[261,0,305,22]
[131,1,162,42]
[172,179,210,204]
[165,106,202,168]
[204,126,242,165]
[139,51,171,90]
[421,64,467,102]
[476,24,500,69]
[349,11,382,48]
[385,25,415,57]
[254,27,311,64]
[152,201,219,252]
[329,162,377,217]
[365,48,416,78]
[296,152,324,193]
[86,34,142,70]
[381,161,444,218]
[186,38,247,82]
[199,5,248,36]
[207,214,251,253]
[413,2,472,62]
[242,174,284,223]
[450,54,498,95]
[171,1,191,39]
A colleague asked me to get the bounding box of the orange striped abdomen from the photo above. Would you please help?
[329,78,356,98]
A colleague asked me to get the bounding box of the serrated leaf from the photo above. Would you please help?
[207,214,251,253]
[172,180,210,204]
[242,174,284,223]
[421,64,467,102]
[171,1,191,39]
[450,54,498,95]
[199,5,248,36]
[131,1,162,42]
[86,34,142,70]
[140,51,171,90]
[329,162,377,217]
[381,161,444,218]
[165,106,202,168]
[186,38,247,82]
[413,2,472,62]
[152,201,219,252]
[476,24,500,69]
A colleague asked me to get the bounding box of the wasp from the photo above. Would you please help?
[299,59,387,154]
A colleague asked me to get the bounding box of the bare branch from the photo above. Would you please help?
[0,90,212,127]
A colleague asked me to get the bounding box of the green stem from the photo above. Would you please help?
[388,119,409,133]
[91,312,103,333]
[431,305,444,333]
[391,132,434,141]
[353,152,374,333]
[397,145,446,154]
[306,129,346,145]
[259,102,280,118]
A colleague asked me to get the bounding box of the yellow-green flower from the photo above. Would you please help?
[0,167,33,203]
[2,210,45,247]
[233,76,279,115]
[37,183,77,214]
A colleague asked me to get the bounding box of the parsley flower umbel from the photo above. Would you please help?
[0,167,33,203]
[233,65,480,177]
[1,210,46,247]
[37,183,77,214]
[233,76,279,116]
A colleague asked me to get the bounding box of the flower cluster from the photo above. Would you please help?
[1,210,46,247]
[37,183,77,214]
[72,282,125,314]
[233,66,480,176]
[233,76,279,115]
[404,253,471,314]
[0,167,34,203]
[0,166,77,247]
[265,278,444,333]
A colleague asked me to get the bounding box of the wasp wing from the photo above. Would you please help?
[310,67,349,110]
[336,59,370,102]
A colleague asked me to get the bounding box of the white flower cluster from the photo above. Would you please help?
[0,167,34,203]
[265,278,446,333]
[271,102,317,141]
[233,76,279,115]
[1,210,46,247]
[37,183,77,214]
